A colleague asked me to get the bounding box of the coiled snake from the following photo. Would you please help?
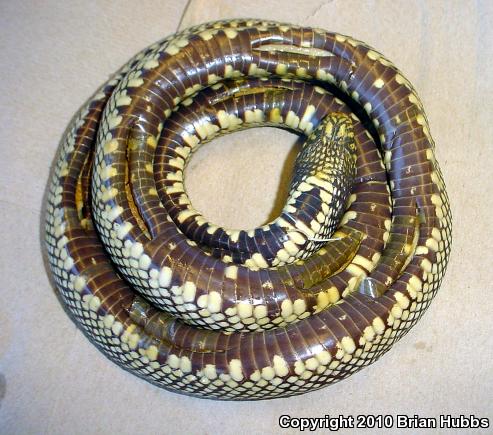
[45,19,452,400]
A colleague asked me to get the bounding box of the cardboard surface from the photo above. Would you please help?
[1,1,492,433]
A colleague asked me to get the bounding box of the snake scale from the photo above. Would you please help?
[44,19,452,400]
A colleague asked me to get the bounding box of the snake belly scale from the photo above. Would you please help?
[44,19,452,400]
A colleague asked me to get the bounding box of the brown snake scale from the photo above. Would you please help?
[44,19,452,400]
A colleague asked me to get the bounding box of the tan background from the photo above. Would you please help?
[1,1,492,434]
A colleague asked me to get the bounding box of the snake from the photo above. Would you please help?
[44,19,452,400]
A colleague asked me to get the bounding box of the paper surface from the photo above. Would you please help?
[1,1,492,433]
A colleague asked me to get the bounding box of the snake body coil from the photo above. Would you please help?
[45,19,452,400]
